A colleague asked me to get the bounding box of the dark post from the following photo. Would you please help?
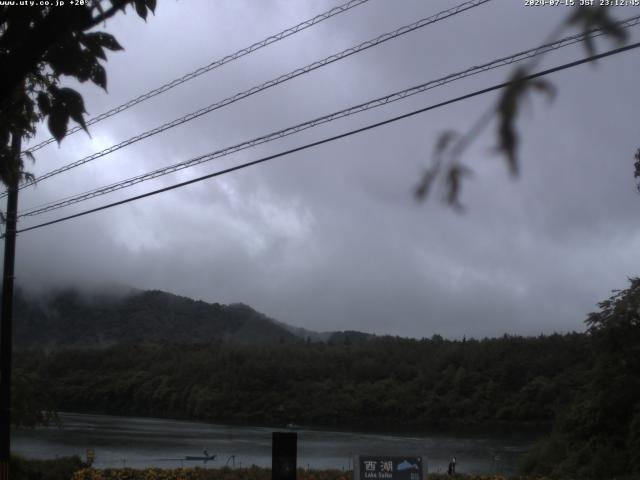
[0,133,20,480]
[272,432,297,480]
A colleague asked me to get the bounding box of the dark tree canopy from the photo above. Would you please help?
[0,0,156,428]
[522,278,640,478]
[0,0,156,186]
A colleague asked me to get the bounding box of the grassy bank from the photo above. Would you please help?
[13,458,633,480]
[70,467,559,480]
[11,455,86,480]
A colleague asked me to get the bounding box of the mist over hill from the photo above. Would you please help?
[13,286,375,349]
[13,287,301,349]
[13,280,640,478]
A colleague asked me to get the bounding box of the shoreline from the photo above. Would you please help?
[50,410,548,440]
[14,412,537,475]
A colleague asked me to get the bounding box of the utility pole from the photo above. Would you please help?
[0,133,21,480]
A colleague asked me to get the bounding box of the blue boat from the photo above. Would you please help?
[184,450,216,463]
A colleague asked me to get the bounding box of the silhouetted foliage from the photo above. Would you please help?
[634,148,640,193]
[14,282,640,478]
[522,278,640,479]
[0,0,156,185]
[11,366,57,427]
[10,455,86,480]
[416,6,628,209]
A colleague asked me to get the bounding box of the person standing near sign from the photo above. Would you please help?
[447,457,456,475]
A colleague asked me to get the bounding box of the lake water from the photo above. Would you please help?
[13,413,537,475]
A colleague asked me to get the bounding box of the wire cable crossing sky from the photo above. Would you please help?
[13,41,640,237]
[21,0,374,155]
[9,0,492,197]
[8,1,640,338]
[18,16,640,219]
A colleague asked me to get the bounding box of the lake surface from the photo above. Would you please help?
[13,413,536,475]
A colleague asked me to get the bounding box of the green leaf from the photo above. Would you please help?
[495,69,528,176]
[22,171,35,185]
[416,130,462,202]
[45,37,103,85]
[134,0,148,20]
[56,88,87,132]
[90,64,107,90]
[529,79,556,103]
[634,149,640,193]
[495,69,557,178]
[36,92,51,115]
[567,7,628,57]
[445,164,472,210]
[584,34,596,58]
[47,106,68,143]
[93,31,123,52]
[23,150,36,164]
[93,0,105,20]
[435,130,457,155]
[79,32,107,60]
[415,167,438,201]
[47,87,88,141]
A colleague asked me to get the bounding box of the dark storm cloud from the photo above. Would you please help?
[9,0,640,338]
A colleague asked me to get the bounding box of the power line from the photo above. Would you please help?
[18,18,639,216]
[22,0,374,155]
[17,16,640,219]
[9,0,491,197]
[11,41,640,237]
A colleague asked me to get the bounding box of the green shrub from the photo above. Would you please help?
[10,455,86,480]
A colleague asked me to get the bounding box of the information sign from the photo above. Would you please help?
[354,456,425,480]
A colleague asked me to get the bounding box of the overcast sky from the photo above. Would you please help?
[8,0,640,338]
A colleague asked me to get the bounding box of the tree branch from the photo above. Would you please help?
[0,1,132,111]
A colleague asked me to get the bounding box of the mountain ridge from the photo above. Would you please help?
[13,286,374,349]
[14,287,297,349]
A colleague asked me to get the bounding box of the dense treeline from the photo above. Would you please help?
[15,333,591,430]
[521,278,640,479]
[11,455,86,480]
[14,279,640,478]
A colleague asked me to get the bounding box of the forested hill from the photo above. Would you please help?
[13,288,302,348]
[12,279,640,478]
